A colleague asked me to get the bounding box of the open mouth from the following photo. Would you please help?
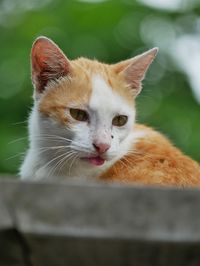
[81,156,105,166]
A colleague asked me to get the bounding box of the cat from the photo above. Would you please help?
[20,36,200,186]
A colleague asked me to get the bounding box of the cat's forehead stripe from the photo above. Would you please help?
[90,74,133,114]
[90,74,114,109]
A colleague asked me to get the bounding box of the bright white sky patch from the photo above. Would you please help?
[171,35,200,103]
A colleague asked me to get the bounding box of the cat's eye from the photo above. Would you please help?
[112,115,128,127]
[70,108,89,122]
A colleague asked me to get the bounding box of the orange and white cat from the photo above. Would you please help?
[20,36,200,186]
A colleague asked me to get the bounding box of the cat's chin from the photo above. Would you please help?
[81,156,105,166]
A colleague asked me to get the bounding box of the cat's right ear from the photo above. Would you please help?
[112,48,158,96]
[31,36,71,96]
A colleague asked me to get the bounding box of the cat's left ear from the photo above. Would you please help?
[113,48,158,96]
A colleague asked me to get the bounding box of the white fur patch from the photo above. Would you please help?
[90,74,133,116]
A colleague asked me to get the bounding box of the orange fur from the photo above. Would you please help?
[100,124,200,187]
[39,58,134,123]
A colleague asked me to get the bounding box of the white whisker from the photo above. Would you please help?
[47,151,77,177]
[12,120,28,126]
[6,152,26,161]
[9,137,28,144]
[68,153,79,176]
[39,152,72,174]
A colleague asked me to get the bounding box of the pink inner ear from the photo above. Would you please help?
[113,48,158,96]
[31,37,70,93]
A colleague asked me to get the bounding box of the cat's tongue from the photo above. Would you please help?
[84,156,105,166]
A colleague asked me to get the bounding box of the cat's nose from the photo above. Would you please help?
[93,142,110,153]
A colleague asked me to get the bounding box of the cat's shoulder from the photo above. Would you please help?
[133,123,188,158]
[133,123,170,144]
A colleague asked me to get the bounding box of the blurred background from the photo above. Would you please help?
[0,0,199,176]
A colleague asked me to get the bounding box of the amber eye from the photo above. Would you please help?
[112,115,128,127]
[70,108,88,122]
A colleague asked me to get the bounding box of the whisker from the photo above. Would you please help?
[11,120,28,126]
[31,134,90,152]
[127,147,167,159]
[47,151,77,177]
[6,152,26,161]
[118,158,129,168]
[34,145,71,151]
[57,152,78,175]
[68,153,79,176]
[32,133,72,140]
[71,146,93,154]
[27,147,67,158]
[51,153,73,176]
[50,151,77,177]
[122,157,133,166]
[32,135,83,148]
[39,152,73,174]
[9,137,28,144]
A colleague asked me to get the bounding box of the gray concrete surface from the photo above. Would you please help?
[0,179,200,266]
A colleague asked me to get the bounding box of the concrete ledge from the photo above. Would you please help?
[1,178,200,265]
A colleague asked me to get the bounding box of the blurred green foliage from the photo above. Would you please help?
[0,0,199,175]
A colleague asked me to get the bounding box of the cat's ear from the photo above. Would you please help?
[31,36,71,94]
[113,48,158,96]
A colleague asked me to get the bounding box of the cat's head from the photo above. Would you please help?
[31,36,157,167]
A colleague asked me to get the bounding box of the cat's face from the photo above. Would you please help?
[31,37,157,167]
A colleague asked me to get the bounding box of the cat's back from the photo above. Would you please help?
[100,124,200,186]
